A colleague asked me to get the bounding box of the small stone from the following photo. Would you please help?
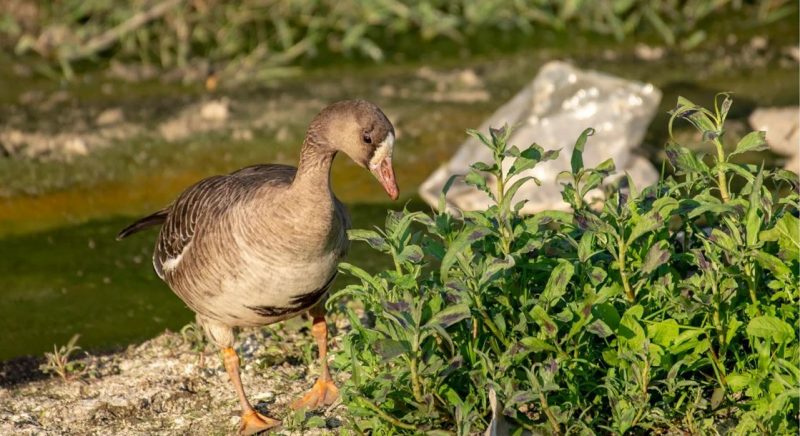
[252,391,274,401]
[62,137,88,156]
[378,84,396,97]
[634,43,664,61]
[276,126,291,142]
[749,36,768,51]
[200,99,229,121]
[783,46,800,63]
[232,128,253,141]
[96,108,124,126]
[457,69,482,87]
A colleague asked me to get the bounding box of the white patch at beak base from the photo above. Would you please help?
[369,132,394,171]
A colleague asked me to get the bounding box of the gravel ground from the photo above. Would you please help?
[0,319,347,435]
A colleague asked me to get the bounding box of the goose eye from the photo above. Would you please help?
[362,133,372,144]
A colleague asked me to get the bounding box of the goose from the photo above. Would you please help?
[117,100,398,434]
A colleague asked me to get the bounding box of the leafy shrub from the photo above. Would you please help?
[329,95,799,434]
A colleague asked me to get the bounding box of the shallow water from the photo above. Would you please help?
[0,20,797,360]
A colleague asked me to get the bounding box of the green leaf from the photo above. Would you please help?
[727,373,753,392]
[374,339,409,361]
[577,231,595,263]
[348,229,389,251]
[618,305,646,350]
[746,316,795,343]
[521,337,556,352]
[426,303,471,329]
[592,303,621,331]
[642,241,670,274]
[665,143,710,175]
[710,228,738,253]
[509,144,545,175]
[440,226,491,281]
[530,305,558,337]
[571,127,595,174]
[471,161,497,172]
[760,213,800,262]
[398,244,424,264]
[627,210,665,245]
[499,176,534,212]
[648,319,679,347]
[306,415,327,428]
[587,319,614,338]
[745,170,764,247]
[754,251,791,280]
[672,96,718,138]
[541,261,574,307]
[465,170,493,199]
[439,174,459,213]
[339,262,382,290]
[730,131,768,157]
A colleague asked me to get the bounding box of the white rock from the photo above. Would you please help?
[419,61,662,214]
[748,107,800,158]
[785,154,800,175]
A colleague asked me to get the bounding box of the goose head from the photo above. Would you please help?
[308,100,399,200]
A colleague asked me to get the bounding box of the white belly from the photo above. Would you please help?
[206,248,340,327]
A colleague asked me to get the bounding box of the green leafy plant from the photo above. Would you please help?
[329,95,799,434]
[40,333,86,382]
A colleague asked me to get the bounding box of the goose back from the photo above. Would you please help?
[154,164,350,326]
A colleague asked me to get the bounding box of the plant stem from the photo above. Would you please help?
[708,347,729,390]
[618,238,635,302]
[711,279,727,360]
[409,329,425,404]
[529,373,561,435]
[408,354,424,404]
[713,138,730,203]
[744,263,761,315]
[359,396,418,431]
[630,359,650,430]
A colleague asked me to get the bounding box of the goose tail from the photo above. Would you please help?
[116,209,168,240]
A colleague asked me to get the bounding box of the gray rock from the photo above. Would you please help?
[419,61,661,213]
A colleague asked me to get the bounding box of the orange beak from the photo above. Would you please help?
[371,157,399,200]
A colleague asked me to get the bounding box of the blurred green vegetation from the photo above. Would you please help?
[0,0,796,79]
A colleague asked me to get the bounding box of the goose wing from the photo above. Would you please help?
[153,164,296,279]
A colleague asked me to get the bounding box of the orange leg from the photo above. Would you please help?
[222,347,281,435]
[290,315,339,410]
